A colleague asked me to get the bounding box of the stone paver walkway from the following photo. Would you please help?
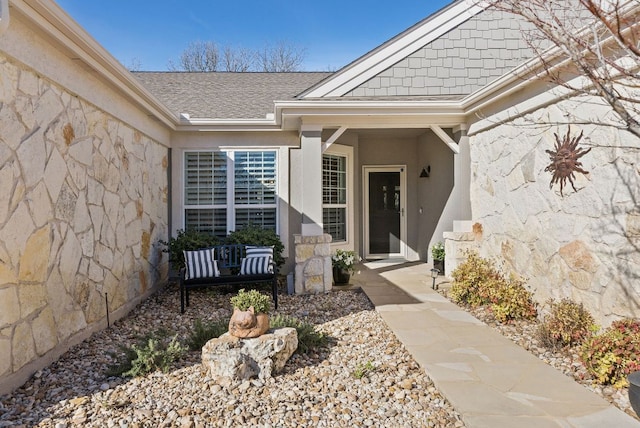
[348,261,639,428]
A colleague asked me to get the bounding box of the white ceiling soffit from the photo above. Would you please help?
[300,0,485,99]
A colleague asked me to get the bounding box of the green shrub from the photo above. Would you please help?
[230,289,271,313]
[352,361,375,379]
[450,251,505,307]
[450,251,537,323]
[537,299,596,348]
[270,314,328,354]
[106,331,187,377]
[490,276,537,323]
[431,242,445,261]
[160,229,222,271]
[187,319,229,351]
[580,318,640,388]
[225,224,285,267]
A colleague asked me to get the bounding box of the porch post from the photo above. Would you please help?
[294,125,333,295]
[300,126,323,236]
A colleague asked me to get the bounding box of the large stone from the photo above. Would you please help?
[0,333,10,377]
[12,321,36,371]
[44,147,68,203]
[0,287,20,327]
[559,240,599,273]
[16,126,47,189]
[19,225,51,282]
[0,164,13,224]
[202,327,298,381]
[19,282,48,318]
[32,307,58,355]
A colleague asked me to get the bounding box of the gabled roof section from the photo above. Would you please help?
[298,0,485,99]
[133,72,331,120]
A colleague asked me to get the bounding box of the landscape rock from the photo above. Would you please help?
[202,327,298,381]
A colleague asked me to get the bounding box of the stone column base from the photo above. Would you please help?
[294,234,333,294]
[443,222,482,276]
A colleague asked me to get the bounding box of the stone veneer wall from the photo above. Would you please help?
[469,96,640,325]
[294,234,333,294]
[0,54,169,393]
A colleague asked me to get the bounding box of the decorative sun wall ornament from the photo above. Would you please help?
[544,127,592,196]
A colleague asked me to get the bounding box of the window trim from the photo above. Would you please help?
[182,149,279,236]
[322,144,354,249]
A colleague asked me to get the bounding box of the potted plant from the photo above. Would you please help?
[629,371,640,417]
[229,289,271,338]
[332,249,360,285]
[431,242,445,274]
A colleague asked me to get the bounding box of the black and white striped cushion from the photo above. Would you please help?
[184,249,219,280]
[240,256,273,275]
[246,246,274,259]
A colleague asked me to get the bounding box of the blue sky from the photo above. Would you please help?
[55,0,452,71]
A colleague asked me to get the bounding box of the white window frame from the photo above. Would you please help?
[182,149,279,236]
[322,144,354,249]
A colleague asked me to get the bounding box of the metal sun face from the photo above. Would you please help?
[544,128,592,196]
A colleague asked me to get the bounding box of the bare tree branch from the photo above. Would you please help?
[168,40,306,72]
[256,41,306,72]
[488,0,640,138]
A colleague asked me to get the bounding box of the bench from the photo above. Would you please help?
[180,244,279,314]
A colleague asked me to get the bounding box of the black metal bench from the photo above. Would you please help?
[179,244,278,313]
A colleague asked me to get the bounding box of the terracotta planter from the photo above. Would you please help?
[333,266,351,285]
[629,371,640,417]
[228,307,269,338]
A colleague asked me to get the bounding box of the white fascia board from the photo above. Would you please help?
[275,99,465,116]
[301,0,485,99]
[175,118,282,132]
[14,0,177,129]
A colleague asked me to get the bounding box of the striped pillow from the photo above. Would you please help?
[240,256,273,275]
[245,246,274,259]
[184,249,219,280]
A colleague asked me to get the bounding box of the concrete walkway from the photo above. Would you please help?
[348,261,639,428]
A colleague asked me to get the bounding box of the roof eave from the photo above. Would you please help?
[12,0,179,129]
[299,0,486,99]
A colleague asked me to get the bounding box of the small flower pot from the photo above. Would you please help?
[628,371,640,417]
[229,307,269,338]
[433,259,444,274]
[333,267,351,285]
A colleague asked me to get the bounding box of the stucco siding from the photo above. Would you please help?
[346,9,534,97]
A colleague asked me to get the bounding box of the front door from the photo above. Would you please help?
[364,166,406,259]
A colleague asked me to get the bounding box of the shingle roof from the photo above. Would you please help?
[132,72,332,120]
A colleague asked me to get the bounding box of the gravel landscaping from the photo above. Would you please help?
[0,284,464,428]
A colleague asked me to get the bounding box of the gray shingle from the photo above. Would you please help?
[133,72,331,119]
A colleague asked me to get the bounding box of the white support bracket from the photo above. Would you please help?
[430,125,460,154]
[321,126,348,152]
[0,0,9,34]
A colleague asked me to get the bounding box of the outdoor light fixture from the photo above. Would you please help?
[420,165,431,178]
[430,268,439,290]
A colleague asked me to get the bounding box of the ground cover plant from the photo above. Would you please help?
[537,298,597,349]
[580,318,640,388]
[440,251,640,420]
[449,251,537,323]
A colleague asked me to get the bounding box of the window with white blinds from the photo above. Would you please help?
[183,150,277,237]
[322,154,347,242]
[234,151,277,230]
